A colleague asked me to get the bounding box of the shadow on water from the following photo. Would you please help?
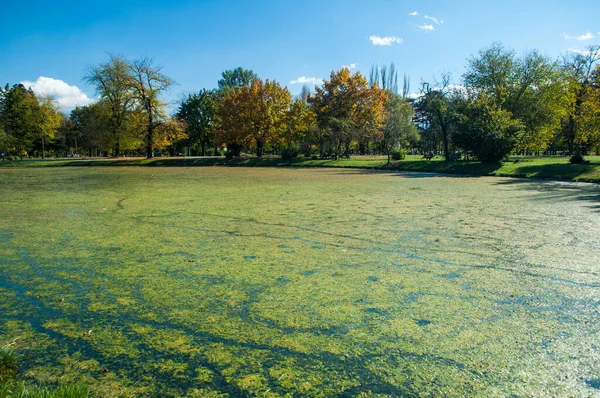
[326,166,492,179]
[493,178,600,212]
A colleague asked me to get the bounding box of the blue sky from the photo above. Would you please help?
[1,0,599,112]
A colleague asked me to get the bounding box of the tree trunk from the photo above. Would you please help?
[441,125,450,161]
[41,136,46,159]
[146,113,154,158]
[256,141,264,157]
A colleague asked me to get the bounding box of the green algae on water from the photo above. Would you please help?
[1,167,600,397]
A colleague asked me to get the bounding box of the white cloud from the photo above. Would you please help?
[406,92,423,100]
[562,31,594,41]
[408,11,419,16]
[20,76,93,111]
[417,25,435,32]
[341,63,356,70]
[424,15,443,25]
[568,48,592,56]
[369,35,404,46]
[290,76,324,85]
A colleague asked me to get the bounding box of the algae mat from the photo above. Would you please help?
[1,167,600,397]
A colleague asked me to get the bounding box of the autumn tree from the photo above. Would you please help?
[217,78,291,157]
[310,68,387,158]
[127,57,175,158]
[36,97,62,159]
[85,54,135,156]
[284,98,314,146]
[175,89,217,156]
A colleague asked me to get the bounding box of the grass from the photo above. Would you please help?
[1,154,600,183]
[0,167,600,396]
[0,346,89,398]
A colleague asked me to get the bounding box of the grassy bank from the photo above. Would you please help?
[1,155,599,183]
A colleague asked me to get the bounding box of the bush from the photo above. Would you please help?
[281,145,299,160]
[569,153,585,164]
[390,147,406,161]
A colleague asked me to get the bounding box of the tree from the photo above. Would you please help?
[217,67,258,92]
[310,68,387,158]
[175,89,217,156]
[127,57,175,158]
[85,54,135,156]
[415,74,455,161]
[216,78,291,157]
[561,45,600,153]
[464,43,569,153]
[69,102,113,156]
[369,63,399,93]
[0,84,42,158]
[35,98,62,159]
[381,93,418,163]
[453,94,523,162]
[284,98,310,146]
[577,64,600,151]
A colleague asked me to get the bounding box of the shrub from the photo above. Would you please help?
[390,147,406,161]
[281,145,299,160]
[569,153,585,164]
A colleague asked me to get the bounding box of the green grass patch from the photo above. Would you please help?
[2,155,600,183]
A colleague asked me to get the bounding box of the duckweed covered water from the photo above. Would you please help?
[1,167,600,397]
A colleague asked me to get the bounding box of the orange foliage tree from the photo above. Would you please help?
[216,78,291,157]
[309,68,387,158]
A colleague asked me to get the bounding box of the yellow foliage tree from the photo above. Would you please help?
[216,78,291,157]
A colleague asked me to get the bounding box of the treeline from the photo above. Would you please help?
[1,43,599,162]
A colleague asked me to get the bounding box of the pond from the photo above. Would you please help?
[1,167,599,397]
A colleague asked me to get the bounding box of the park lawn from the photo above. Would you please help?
[1,167,600,397]
[1,155,600,183]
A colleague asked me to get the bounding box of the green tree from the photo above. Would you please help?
[464,43,570,152]
[175,89,217,156]
[0,84,41,158]
[561,45,600,153]
[85,54,135,156]
[217,67,258,93]
[69,102,114,156]
[382,93,418,164]
[577,64,600,151]
[414,74,455,161]
[454,95,523,162]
